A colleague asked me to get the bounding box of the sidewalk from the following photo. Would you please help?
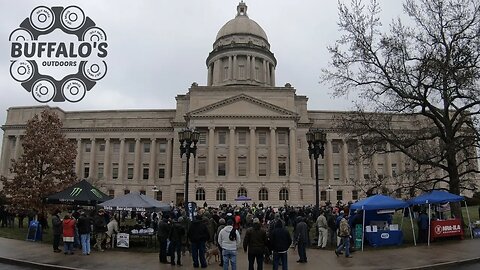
[0,237,479,270]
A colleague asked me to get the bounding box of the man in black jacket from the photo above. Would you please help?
[187,215,210,268]
[243,218,268,270]
[93,209,107,252]
[51,209,62,253]
[157,217,171,264]
[77,211,92,255]
[169,218,185,266]
[269,220,292,270]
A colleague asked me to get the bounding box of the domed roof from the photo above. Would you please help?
[215,2,268,41]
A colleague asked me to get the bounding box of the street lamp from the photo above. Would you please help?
[326,184,333,203]
[152,185,159,199]
[306,128,327,217]
[178,128,200,214]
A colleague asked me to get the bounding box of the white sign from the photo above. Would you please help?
[116,233,129,248]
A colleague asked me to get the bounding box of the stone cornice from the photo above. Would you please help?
[1,125,173,133]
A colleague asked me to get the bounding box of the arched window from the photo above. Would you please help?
[237,188,248,198]
[279,188,289,201]
[156,190,163,201]
[196,188,206,201]
[216,188,226,201]
[258,188,268,201]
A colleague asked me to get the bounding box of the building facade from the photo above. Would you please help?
[0,2,467,206]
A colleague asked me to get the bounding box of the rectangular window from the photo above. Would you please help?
[140,190,146,195]
[278,132,287,145]
[128,142,135,153]
[238,157,247,176]
[320,191,327,201]
[99,143,105,152]
[332,141,340,153]
[85,142,91,153]
[124,189,130,195]
[182,160,186,175]
[258,157,267,176]
[238,131,246,145]
[348,164,356,180]
[159,142,167,153]
[218,157,226,176]
[392,163,397,177]
[363,163,370,179]
[336,190,343,201]
[199,132,207,145]
[300,189,304,200]
[143,142,150,153]
[377,163,384,179]
[239,65,245,79]
[318,163,325,180]
[98,163,104,179]
[223,66,229,81]
[347,141,357,154]
[143,164,149,180]
[218,131,227,145]
[113,142,120,153]
[352,190,359,200]
[258,131,267,145]
[278,157,287,176]
[127,163,134,179]
[158,163,165,179]
[108,190,115,198]
[83,163,90,178]
[198,157,206,176]
[112,163,119,179]
[333,164,340,180]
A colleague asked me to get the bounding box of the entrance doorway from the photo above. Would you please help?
[176,193,184,207]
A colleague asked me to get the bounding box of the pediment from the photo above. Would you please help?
[187,94,298,119]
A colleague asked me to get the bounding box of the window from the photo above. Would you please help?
[216,188,226,201]
[348,164,356,180]
[278,157,287,176]
[258,157,267,176]
[363,164,370,179]
[218,131,227,145]
[347,141,357,154]
[159,142,167,153]
[158,164,165,179]
[98,163,104,179]
[238,188,247,197]
[143,165,149,180]
[112,163,119,179]
[320,190,327,201]
[352,190,359,200]
[127,163,134,179]
[333,164,340,180]
[198,157,206,176]
[140,190,146,195]
[218,157,226,176]
[238,131,246,145]
[199,132,207,145]
[182,160,186,175]
[336,190,343,201]
[156,190,162,201]
[258,188,268,201]
[297,161,302,175]
[144,142,150,153]
[85,142,91,153]
[300,189,304,200]
[196,188,206,201]
[332,141,340,153]
[258,131,267,145]
[279,188,289,201]
[83,163,90,178]
[238,157,247,176]
[377,163,384,179]
[223,66,229,81]
[392,163,397,177]
[128,142,135,153]
[318,163,325,180]
[255,66,260,80]
[239,65,245,79]
[99,143,105,152]
[124,189,130,195]
[108,190,114,198]
[278,132,287,145]
[113,142,120,153]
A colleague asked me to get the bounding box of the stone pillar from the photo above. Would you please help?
[289,128,297,178]
[0,135,10,175]
[228,56,233,80]
[13,135,21,161]
[229,126,236,180]
[75,139,82,177]
[166,138,173,179]
[251,56,256,80]
[249,127,256,178]
[134,138,141,181]
[386,143,392,178]
[119,138,125,182]
[266,62,270,85]
[233,55,238,80]
[270,127,277,177]
[208,127,215,178]
[89,138,96,179]
[207,65,213,86]
[246,55,251,80]
[263,59,267,84]
[149,138,157,183]
[104,138,111,181]
[214,59,221,84]
[342,140,349,183]
[326,139,333,182]
[357,143,363,181]
[271,65,276,86]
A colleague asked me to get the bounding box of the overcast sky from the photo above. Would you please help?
[0,0,405,144]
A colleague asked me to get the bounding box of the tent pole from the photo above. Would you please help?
[361,207,365,251]
[400,208,404,229]
[409,206,416,246]
[428,203,431,246]
[464,201,473,239]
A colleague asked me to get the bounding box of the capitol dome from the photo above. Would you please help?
[215,8,268,42]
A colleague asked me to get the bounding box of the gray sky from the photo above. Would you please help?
[0,0,404,142]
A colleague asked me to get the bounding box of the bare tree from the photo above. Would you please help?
[322,0,480,216]
[1,109,78,213]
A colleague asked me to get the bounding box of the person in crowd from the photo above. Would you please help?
[218,219,241,270]
[187,214,210,268]
[157,216,171,264]
[169,217,186,266]
[93,209,107,252]
[77,210,92,255]
[335,214,352,258]
[243,217,268,270]
[51,209,62,253]
[418,210,429,243]
[269,219,292,270]
[293,216,308,263]
[216,218,227,267]
[62,214,76,255]
[327,210,337,248]
[17,210,26,228]
[316,210,328,249]
[106,214,119,249]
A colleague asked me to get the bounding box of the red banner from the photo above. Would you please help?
[430,219,464,240]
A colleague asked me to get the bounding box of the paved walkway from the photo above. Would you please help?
[0,237,479,270]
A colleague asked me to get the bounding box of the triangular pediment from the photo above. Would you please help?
[188,94,298,119]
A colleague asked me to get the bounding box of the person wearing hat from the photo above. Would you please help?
[77,210,92,255]
[51,209,62,253]
[93,209,107,252]
[218,219,241,270]
[243,218,268,270]
[216,218,226,267]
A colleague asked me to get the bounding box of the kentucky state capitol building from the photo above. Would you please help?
[0,2,449,206]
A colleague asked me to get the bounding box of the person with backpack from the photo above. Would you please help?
[218,219,241,270]
[335,214,352,258]
[269,219,292,270]
[243,218,268,270]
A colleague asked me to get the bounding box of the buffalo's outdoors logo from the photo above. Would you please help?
[9,6,108,103]
[70,187,82,197]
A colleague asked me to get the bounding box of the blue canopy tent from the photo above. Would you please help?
[350,194,414,251]
[407,190,472,245]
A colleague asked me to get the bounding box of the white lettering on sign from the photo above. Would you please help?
[380,233,390,239]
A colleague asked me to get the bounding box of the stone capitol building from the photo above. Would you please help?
[0,2,463,207]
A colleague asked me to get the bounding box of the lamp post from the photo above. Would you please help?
[306,129,326,217]
[326,184,333,203]
[178,128,200,214]
[152,185,159,200]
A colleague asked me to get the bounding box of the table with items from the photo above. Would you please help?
[364,224,403,247]
[116,227,156,248]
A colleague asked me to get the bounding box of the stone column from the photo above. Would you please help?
[251,56,256,80]
[214,59,221,84]
[289,128,297,178]
[228,56,233,80]
[385,143,392,178]
[372,153,378,177]
[0,136,10,175]
[134,138,141,181]
[229,126,236,180]
[119,138,125,182]
[266,62,270,85]
[249,127,256,178]
[207,65,213,86]
[208,127,215,178]
[263,59,267,84]
[342,140,349,183]
[270,127,277,177]
[246,55,251,80]
[75,139,82,177]
[357,143,363,181]
[13,135,21,161]
[166,138,173,179]
[233,55,238,80]
[271,66,276,86]
[326,139,333,182]
[89,138,96,179]
[149,138,157,183]
[104,138,111,181]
